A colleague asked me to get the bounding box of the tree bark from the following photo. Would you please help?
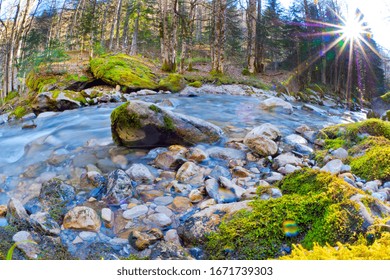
[211,0,226,74]
[129,2,140,55]
[159,0,178,72]
[246,0,256,74]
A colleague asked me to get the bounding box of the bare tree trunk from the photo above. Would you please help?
[211,0,226,74]
[159,0,178,72]
[100,2,109,47]
[115,0,123,50]
[122,0,132,50]
[109,0,122,51]
[255,0,263,73]
[129,2,140,55]
[246,0,256,73]
[55,0,67,40]
[68,0,84,50]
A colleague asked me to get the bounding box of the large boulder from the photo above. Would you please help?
[259,97,293,114]
[111,101,224,147]
[244,123,280,156]
[31,91,86,114]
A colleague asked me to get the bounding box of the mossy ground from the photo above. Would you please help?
[205,169,366,260]
[158,73,187,92]
[90,54,158,90]
[317,119,390,181]
[280,232,390,260]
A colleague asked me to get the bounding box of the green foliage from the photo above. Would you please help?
[163,115,175,131]
[4,91,19,102]
[241,68,251,76]
[280,233,390,260]
[205,169,364,259]
[13,106,27,119]
[380,92,390,103]
[90,54,158,90]
[7,240,37,260]
[158,74,186,92]
[188,81,202,88]
[149,104,162,113]
[324,138,346,150]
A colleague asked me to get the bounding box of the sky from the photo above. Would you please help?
[279,0,390,50]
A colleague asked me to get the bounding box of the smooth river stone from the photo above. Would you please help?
[123,205,148,219]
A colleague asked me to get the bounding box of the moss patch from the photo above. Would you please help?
[280,232,390,260]
[90,54,158,90]
[188,81,202,88]
[158,74,186,92]
[13,106,27,119]
[205,169,366,260]
[111,102,142,145]
[163,115,175,131]
[149,104,162,113]
[380,92,390,103]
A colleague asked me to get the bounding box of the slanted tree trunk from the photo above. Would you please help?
[246,0,256,74]
[211,0,226,74]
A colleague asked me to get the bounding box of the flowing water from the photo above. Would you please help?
[0,93,366,207]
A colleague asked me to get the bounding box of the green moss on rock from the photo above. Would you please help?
[111,102,142,145]
[205,169,366,260]
[90,54,158,90]
[13,106,27,119]
[158,73,187,92]
[380,92,390,103]
[188,81,202,88]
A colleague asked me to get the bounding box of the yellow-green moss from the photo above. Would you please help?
[149,104,162,113]
[4,91,19,102]
[280,232,390,260]
[13,106,27,119]
[381,92,390,103]
[158,73,186,92]
[111,102,142,145]
[188,81,202,88]
[205,169,365,260]
[163,115,175,131]
[90,54,158,90]
[26,71,58,93]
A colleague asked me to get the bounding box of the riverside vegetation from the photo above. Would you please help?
[0,53,390,260]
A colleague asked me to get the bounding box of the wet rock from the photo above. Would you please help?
[153,150,186,170]
[155,205,173,217]
[264,172,284,184]
[331,148,348,160]
[164,229,181,246]
[245,123,281,141]
[72,153,98,168]
[123,205,148,219]
[232,166,251,178]
[63,206,101,232]
[210,165,232,179]
[278,164,301,175]
[372,192,386,201]
[0,205,7,217]
[128,229,163,251]
[295,124,312,135]
[188,189,204,203]
[259,97,293,114]
[104,169,135,204]
[176,162,204,185]
[39,179,76,210]
[147,213,172,227]
[101,208,113,228]
[219,176,245,199]
[186,147,208,162]
[294,143,314,155]
[320,159,343,174]
[30,212,61,236]
[12,231,39,259]
[111,101,223,147]
[244,135,278,157]
[170,197,193,212]
[272,152,302,169]
[126,164,155,183]
[178,201,252,245]
[80,171,106,189]
[207,147,246,160]
[363,181,379,193]
[284,134,308,145]
[204,178,237,204]
[150,241,192,260]
[154,196,174,206]
[6,198,30,227]
[259,187,283,200]
[165,181,191,195]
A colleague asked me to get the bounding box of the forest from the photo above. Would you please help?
[1,0,390,263]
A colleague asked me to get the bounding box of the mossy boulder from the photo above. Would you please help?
[111,101,224,147]
[31,90,87,113]
[90,54,158,90]
[204,169,390,260]
[158,74,187,92]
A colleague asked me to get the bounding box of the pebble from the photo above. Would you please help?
[123,205,148,219]
[155,205,173,217]
[154,196,174,206]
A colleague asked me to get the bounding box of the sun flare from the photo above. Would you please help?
[341,15,365,40]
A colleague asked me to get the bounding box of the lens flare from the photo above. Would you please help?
[341,15,365,40]
[283,220,299,237]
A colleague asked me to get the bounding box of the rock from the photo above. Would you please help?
[80,171,106,189]
[147,213,172,227]
[278,164,301,175]
[129,229,163,251]
[38,179,75,210]
[12,231,39,259]
[104,169,135,204]
[101,208,113,227]
[209,165,232,179]
[295,124,312,135]
[111,101,223,147]
[207,147,246,160]
[0,205,7,217]
[170,197,193,212]
[232,166,251,178]
[126,164,154,183]
[244,123,281,141]
[186,147,208,162]
[123,205,148,219]
[372,192,386,201]
[155,205,173,217]
[30,212,61,236]
[272,152,302,169]
[363,181,379,193]
[259,97,293,114]
[294,143,314,155]
[205,178,236,204]
[302,130,317,143]
[166,181,191,195]
[284,134,308,145]
[188,189,204,203]
[154,196,174,206]
[244,135,278,156]
[150,241,192,260]
[164,229,181,246]
[63,206,101,232]
[331,148,348,160]
[264,172,284,184]
[302,104,327,116]
[219,176,245,199]
[6,198,30,227]
[260,188,283,200]
[153,150,186,170]
[320,159,343,174]
[176,162,204,185]
[178,201,252,245]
